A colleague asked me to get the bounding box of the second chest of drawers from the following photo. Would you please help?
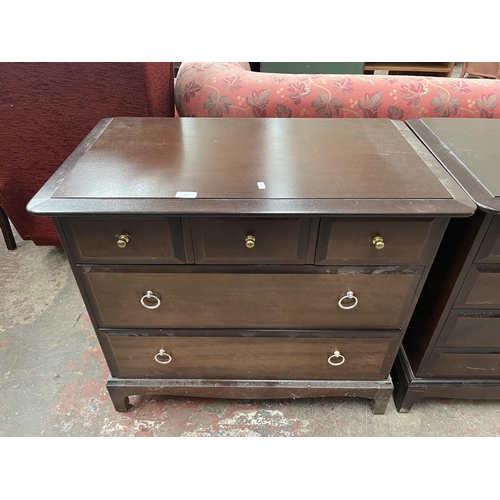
[394,118,500,412]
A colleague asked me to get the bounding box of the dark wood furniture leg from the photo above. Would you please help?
[392,348,421,412]
[370,387,394,414]
[0,206,16,250]
[106,382,133,412]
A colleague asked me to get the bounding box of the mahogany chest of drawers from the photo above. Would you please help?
[393,118,500,412]
[28,117,474,414]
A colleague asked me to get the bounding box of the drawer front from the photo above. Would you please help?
[191,217,310,264]
[426,350,500,379]
[437,311,500,348]
[61,217,186,264]
[315,219,435,265]
[105,334,395,380]
[455,266,500,308]
[82,268,421,330]
[475,215,500,264]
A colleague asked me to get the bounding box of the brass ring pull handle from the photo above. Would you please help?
[245,235,256,249]
[154,349,172,365]
[338,291,358,310]
[117,233,130,248]
[141,290,161,309]
[372,236,385,250]
[328,350,346,366]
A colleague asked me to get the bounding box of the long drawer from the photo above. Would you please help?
[426,350,500,379]
[455,266,500,308]
[475,215,500,264]
[80,266,422,330]
[436,310,500,348]
[104,334,397,380]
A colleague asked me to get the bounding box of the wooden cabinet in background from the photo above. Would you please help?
[364,62,455,77]
[393,118,500,412]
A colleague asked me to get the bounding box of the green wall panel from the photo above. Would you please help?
[261,62,364,74]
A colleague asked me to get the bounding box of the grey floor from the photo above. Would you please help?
[1,220,500,438]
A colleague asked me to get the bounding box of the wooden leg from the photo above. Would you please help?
[0,206,16,250]
[391,347,420,413]
[107,385,133,412]
[370,389,393,415]
[392,372,418,412]
[395,394,417,413]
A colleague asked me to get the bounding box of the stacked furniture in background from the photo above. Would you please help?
[363,62,456,77]
[0,62,175,249]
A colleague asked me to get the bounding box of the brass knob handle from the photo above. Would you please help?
[117,233,130,248]
[328,350,346,366]
[154,349,172,365]
[245,235,256,249]
[372,236,385,250]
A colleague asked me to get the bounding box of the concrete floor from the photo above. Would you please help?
[1,223,500,437]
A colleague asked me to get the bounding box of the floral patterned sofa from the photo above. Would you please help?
[175,62,500,119]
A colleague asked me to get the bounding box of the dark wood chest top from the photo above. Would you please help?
[407,118,500,213]
[28,117,474,217]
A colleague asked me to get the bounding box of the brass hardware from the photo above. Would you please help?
[245,235,256,249]
[154,349,172,365]
[338,291,358,310]
[328,350,346,366]
[372,236,385,250]
[117,233,130,248]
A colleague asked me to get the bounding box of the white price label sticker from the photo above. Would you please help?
[175,191,198,198]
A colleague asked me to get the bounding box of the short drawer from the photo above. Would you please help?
[60,217,186,264]
[315,218,436,265]
[104,334,395,380]
[475,215,500,264]
[81,266,421,330]
[455,265,500,308]
[190,217,310,264]
[426,350,500,379]
[436,311,500,348]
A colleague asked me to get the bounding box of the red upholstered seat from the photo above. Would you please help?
[175,62,500,119]
[0,62,175,247]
